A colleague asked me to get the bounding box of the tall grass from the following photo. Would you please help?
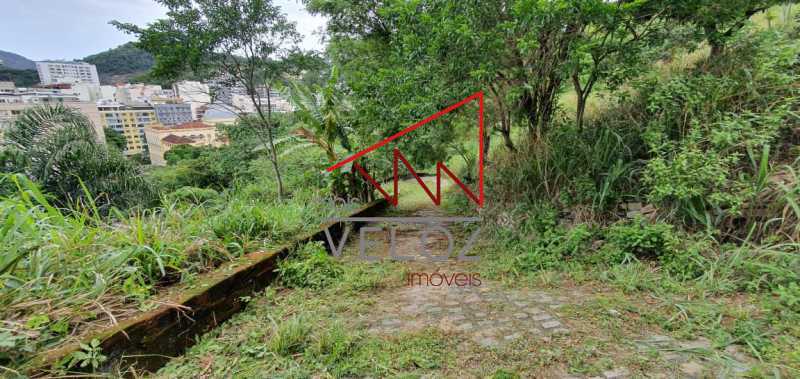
[0,173,360,369]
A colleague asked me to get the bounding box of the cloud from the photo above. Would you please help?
[0,0,326,60]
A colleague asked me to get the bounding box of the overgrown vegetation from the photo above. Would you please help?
[472,25,800,375]
[4,0,800,376]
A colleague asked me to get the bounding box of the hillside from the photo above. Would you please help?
[0,50,35,70]
[0,68,39,87]
[83,42,154,84]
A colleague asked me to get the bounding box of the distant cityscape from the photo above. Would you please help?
[0,60,292,166]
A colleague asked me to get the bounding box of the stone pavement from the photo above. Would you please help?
[348,204,755,378]
[367,277,571,347]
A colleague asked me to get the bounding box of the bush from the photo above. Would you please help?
[1,104,155,210]
[661,237,708,280]
[639,30,800,227]
[277,242,343,289]
[514,224,594,272]
[167,186,219,205]
[604,218,678,260]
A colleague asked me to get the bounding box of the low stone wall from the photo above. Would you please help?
[30,199,387,376]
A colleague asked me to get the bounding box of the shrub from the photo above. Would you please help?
[661,237,709,280]
[1,104,155,210]
[639,29,800,227]
[267,315,312,356]
[514,225,594,272]
[277,242,343,289]
[604,218,677,260]
[167,186,219,205]
[208,200,306,244]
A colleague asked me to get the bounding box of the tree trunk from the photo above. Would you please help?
[519,22,578,139]
[576,94,587,131]
[483,124,492,157]
[705,24,725,58]
[265,87,285,198]
[500,126,514,151]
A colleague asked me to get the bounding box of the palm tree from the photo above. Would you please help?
[1,104,154,210]
[285,66,352,163]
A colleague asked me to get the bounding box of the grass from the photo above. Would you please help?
[0,173,362,372]
[152,260,454,378]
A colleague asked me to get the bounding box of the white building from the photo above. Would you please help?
[172,81,211,120]
[99,85,117,101]
[0,82,15,95]
[36,61,100,85]
[115,83,164,105]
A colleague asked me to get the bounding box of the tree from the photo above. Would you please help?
[0,104,154,210]
[286,66,351,163]
[307,0,591,148]
[104,128,126,150]
[645,0,794,57]
[113,0,317,198]
[568,1,666,130]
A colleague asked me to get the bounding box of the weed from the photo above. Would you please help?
[277,242,343,289]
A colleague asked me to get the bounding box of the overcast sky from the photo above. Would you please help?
[0,0,327,61]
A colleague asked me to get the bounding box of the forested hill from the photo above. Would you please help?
[83,42,154,84]
[0,50,38,86]
[0,50,36,70]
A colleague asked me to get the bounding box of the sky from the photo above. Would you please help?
[0,0,327,61]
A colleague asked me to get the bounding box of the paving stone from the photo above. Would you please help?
[551,328,570,335]
[526,307,544,314]
[449,307,464,315]
[724,345,752,363]
[463,294,481,303]
[513,301,528,307]
[475,336,499,348]
[679,337,712,351]
[603,368,628,379]
[532,313,553,321]
[447,314,466,322]
[513,312,529,319]
[381,318,401,326]
[456,322,474,332]
[541,320,562,329]
[679,361,704,379]
[503,332,522,341]
[662,352,686,364]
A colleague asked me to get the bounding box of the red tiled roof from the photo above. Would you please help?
[152,121,213,131]
[161,134,195,145]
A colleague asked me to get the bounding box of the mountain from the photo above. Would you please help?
[0,68,39,87]
[83,42,154,84]
[0,50,36,70]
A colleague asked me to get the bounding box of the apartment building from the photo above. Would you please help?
[115,83,164,104]
[144,121,227,166]
[0,82,15,95]
[172,81,211,120]
[215,85,293,113]
[0,101,104,143]
[36,61,100,85]
[153,103,193,126]
[98,102,161,156]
